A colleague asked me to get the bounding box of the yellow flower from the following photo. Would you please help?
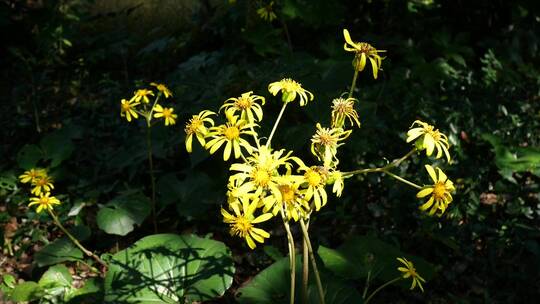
[153,104,177,126]
[31,175,54,196]
[19,168,47,184]
[205,113,256,161]
[343,29,386,79]
[257,1,277,22]
[220,91,265,123]
[133,89,154,103]
[221,197,273,249]
[120,98,140,122]
[262,179,309,221]
[407,120,451,162]
[310,123,352,167]
[328,170,345,197]
[416,165,455,216]
[397,257,426,292]
[299,166,328,211]
[268,78,314,106]
[150,82,173,98]
[28,192,61,213]
[331,97,361,128]
[184,110,216,153]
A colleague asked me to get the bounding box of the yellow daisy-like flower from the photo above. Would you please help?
[221,197,273,249]
[153,104,177,126]
[343,29,386,79]
[31,175,54,196]
[220,91,266,123]
[28,192,61,213]
[310,123,352,167]
[19,168,47,184]
[205,113,256,161]
[257,1,277,22]
[299,166,328,211]
[268,78,314,106]
[150,82,173,98]
[331,97,361,129]
[184,110,216,153]
[262,180,309,221]
[120,98,140,122]
[397,257,426,292]
[407,120,451,162]
[132,89,154,103]
[416,165,455,216]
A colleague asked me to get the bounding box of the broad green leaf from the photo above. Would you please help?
[39,264,74,299]
[104,234,234,303]
[16,144,43,169]
[97,194,150,236]
[10,281,43,302]
[40,130,75,168]
[34,238,83,267]
[67,278,104,303]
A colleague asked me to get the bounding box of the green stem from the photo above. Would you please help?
[364,277,402,304]
[342,148,417,178]
[299,219,325,304]
[250,125,261,150]
[280,205,296,304]
[266,102,288,148]
[382,170,422,189]
[362,270,371,299]
[146,126,158,233]
[147,94,162,122]
[348,70,359,99]
[48,210,107,268]
[302,225,309,304]
[280,17,293,53]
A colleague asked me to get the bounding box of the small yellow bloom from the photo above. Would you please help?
[150,82,173,98]
[299,166,328,211]
[331,97,361,128]
[310,123,352,167]
[343,29,386,79]
[397,257,426,292]
[268,78,314,106]
[221,197,273,249]
[153,104,177,126]
[28,192,61,213]
[262,179,309,221]
[257,1,277,22]
[19,168,47,184]
[221,91,265,123]
[416,165,455,216]
[31,175,54,196]
[184,110,216,153]
[120,98,140,122]
[407,120,451,162]
[205,113,256,161]
[133,89,154,103]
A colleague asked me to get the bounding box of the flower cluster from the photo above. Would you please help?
[19,168,61,213]
[120,82,177,126]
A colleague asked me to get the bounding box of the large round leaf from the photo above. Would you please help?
[97,194,151,236]
[104,234,234,303]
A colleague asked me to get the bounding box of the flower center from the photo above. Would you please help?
[35,178,47,186]
[305,170,322,187]
[433,182,447,199]
[252,167,271,187]
[282,79,301,93]
[39,197,50,205]
[279,185,296,203]
[224,126,240,140]
[121,103,131,111]
[185,118,202,135]
[235,97,253,109]
[357,42,376,54]
[232,216,252,237]
[162,108,173,118]
[317,133,336,146]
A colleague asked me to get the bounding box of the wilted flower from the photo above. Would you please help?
[257,1,277,22]
[331,97,361,128]
[397,257,426,292]
[310,123,352,167]
[343,29,386,79]
[407,120,451,162]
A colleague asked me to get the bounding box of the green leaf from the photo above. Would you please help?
[67,278,104,303]
[41,130,75,168]
[16,144,43,169]
[104,234,235,303]
[97,194,151,236]
[34,237,83,267]
[10,281,43,302]
[2,274,16,288]
[39,264,74,298]
[236,256,363,304]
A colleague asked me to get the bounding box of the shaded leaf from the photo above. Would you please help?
[97,194,150,236]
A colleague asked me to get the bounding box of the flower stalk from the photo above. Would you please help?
[299,219,325,304]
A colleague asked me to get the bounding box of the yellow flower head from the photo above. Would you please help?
[416,165,455,216]
[331,97,361,128]
[153,104,177,126]
[150,82,173,98]
[120,98,140,122]
[28,192,61,213]
[397,257,426,292]
[19,168,47,184]
[31,175,54,196]
[132,89,154,103]
[310,123,352,167]
[220,91,266,123]
[184,110,216,153]
[299,166,328,211]
[221,197,273,249]
[257,1,277,22]
[268,78,314,106]
[205,112,256,161]
[407,120,451,162]
[262,179,309,221]
[343,29,386,79]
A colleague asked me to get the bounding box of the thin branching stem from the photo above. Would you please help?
[299,219,325,304]
[364,277,401,304]
[267,102,288,147]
